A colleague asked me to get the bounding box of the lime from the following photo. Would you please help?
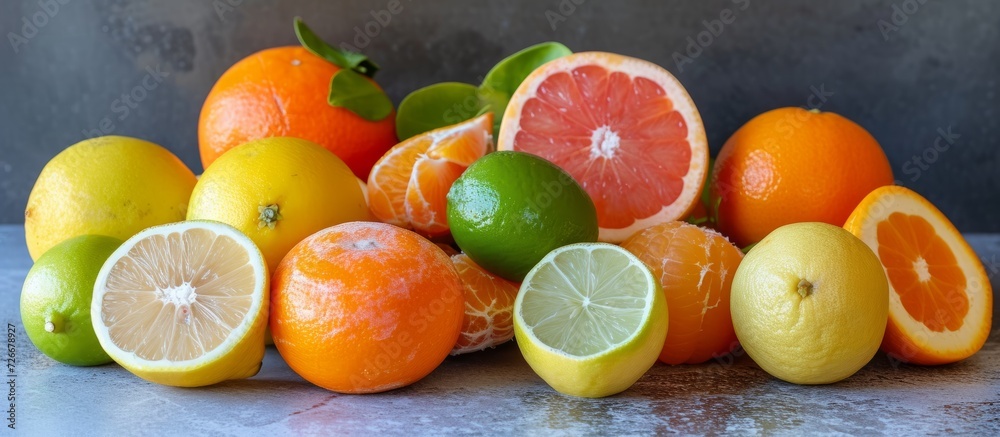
[25,136,196,260]
[20,235,122,366]
[446,151,598,281]
[731,222,888,384]
[92,221,269,387]
[513,243,668,398]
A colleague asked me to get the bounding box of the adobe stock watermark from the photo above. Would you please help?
[7,0,73,54]
[983,254,1000,280]
[710,83,834,213]
[545,0,588,30]
[212,0,244,22]
[877,0,930,41]
[442,75,488,126]
[339,0,411,52]
[346,289,459,390]
[900,126,960,182]
[672,0,751,73]
[81,65,171,139]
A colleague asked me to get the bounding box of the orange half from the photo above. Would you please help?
[368,113,493,237]
[844,186,992,365]
[497,52,708,243]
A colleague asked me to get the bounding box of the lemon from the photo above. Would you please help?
[91,221,268,387]
[513,243,667,398]
[25,136,197,260]
[187,137,369,272]
[447,151,598,282]
[730,222,889,385]
[21,235,122,366]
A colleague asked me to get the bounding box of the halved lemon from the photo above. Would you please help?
[91,221,269,387]
[844,186,993,365]
[513,243,667,398]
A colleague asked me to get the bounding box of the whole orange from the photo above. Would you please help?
[710,108,894,247]
[199,46,398,178]
[270,221,464,394]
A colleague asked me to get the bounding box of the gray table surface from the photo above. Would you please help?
[2,225,998,435]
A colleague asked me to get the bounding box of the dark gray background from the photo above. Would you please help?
[1,0,997,228]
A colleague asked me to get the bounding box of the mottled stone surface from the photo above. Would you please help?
[2,226,998,435]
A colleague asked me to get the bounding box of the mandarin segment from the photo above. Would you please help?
[270,222,465,393]
[451,254,520,355]
[368,113,493,237]
[621,221,743,364]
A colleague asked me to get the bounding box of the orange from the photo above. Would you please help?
[497,52,709,243]
[270,222,464,393]
[367,113,493,237]
[710,107,894,247]
[199,46,398,178]
[450,254,520,355]
[621,221,743,364]
[844,185,993,365]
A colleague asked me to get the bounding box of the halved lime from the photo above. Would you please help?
[513,243,667,397]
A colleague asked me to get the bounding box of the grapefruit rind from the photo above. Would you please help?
[498,52,709,243]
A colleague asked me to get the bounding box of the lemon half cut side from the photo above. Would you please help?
[91,221,268,387]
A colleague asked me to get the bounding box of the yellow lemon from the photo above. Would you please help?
[187,137,370,272]
[25,136,196,260]
[730,222,889,384]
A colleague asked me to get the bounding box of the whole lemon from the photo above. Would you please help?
[187,137,370,272]
[25,136,197,260]
[21,235,122,366]
[730,222,889,384]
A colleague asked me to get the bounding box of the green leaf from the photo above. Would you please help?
[396,82,482,140]
[294,17,379,77]
[328,70,393,121]
[478,42,572,133]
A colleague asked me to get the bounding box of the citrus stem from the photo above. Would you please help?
[257,204,283,230]
[797,279,814,298]
[44,313,64,334]
[808,108,821,114]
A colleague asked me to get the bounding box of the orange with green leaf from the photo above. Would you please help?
[198,19,397,179]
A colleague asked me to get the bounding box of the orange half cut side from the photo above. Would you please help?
[845,185,992,365]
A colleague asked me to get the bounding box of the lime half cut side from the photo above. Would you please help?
[513,243,667,398]
[91,220,269,387]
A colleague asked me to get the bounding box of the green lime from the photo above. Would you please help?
[21,235,122,366]
[514,243,667,397]
[446,151,598,281]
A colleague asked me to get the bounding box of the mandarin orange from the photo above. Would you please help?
[367,113,493,237]
[621,221,743,364]
[450,254,519,355]
[270,222,464,393]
